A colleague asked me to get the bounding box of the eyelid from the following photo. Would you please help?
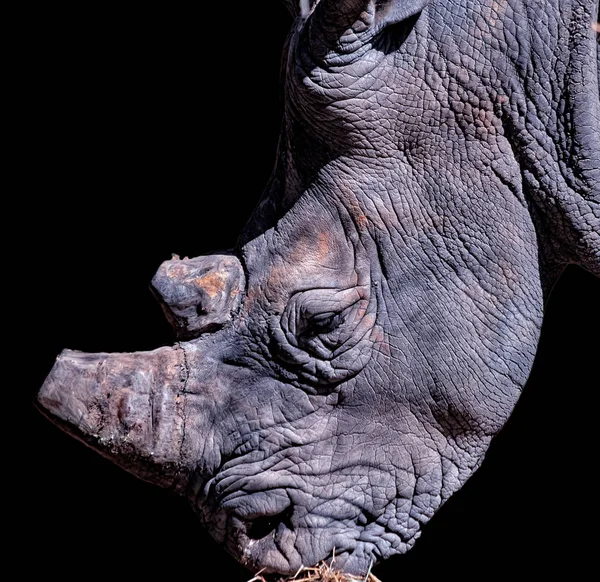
[272,284,376,386]
[284,285,369,345]
[297,287,367,319]
[298,312,341,338]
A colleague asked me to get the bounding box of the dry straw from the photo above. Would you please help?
[247,558,382,582]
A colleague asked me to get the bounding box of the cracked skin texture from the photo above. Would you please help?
[37,0,599,578]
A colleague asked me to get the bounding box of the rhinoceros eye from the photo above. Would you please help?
[299,311,343,339]
[271,285,376,386]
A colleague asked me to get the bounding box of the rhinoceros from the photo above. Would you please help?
[37,0,599,578]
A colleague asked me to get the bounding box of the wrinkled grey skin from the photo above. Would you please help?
[38,0,599,576]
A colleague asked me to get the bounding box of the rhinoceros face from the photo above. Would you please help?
[37,0,600,577]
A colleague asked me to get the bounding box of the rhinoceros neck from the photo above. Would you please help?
[477,0,600,277]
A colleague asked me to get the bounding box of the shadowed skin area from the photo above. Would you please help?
[38,0,599,577]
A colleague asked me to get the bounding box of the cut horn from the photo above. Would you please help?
[150,254,245,339]
[36,346,191,492]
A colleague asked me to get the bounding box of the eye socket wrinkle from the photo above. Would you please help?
[299,312,343,338]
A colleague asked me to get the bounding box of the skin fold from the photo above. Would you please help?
[36,0,599,577]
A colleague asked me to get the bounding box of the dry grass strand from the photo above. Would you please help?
[247,560,382,582]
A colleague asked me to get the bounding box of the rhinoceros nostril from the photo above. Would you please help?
[246,506,294,540]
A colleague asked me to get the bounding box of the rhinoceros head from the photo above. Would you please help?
[37,0,600,577]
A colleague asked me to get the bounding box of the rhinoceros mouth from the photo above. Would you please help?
[200,478,396,577]
[226,510,380,578]
[225,509,299,575]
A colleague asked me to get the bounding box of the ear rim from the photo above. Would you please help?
[280,0,300,17]
[279,0,320,18]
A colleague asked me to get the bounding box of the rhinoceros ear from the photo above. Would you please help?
[299,0,317,18]
[278,0,316,18]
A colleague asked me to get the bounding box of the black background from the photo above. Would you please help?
[24,5,598,580]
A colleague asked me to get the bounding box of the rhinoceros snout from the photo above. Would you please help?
[37,253,243,492]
